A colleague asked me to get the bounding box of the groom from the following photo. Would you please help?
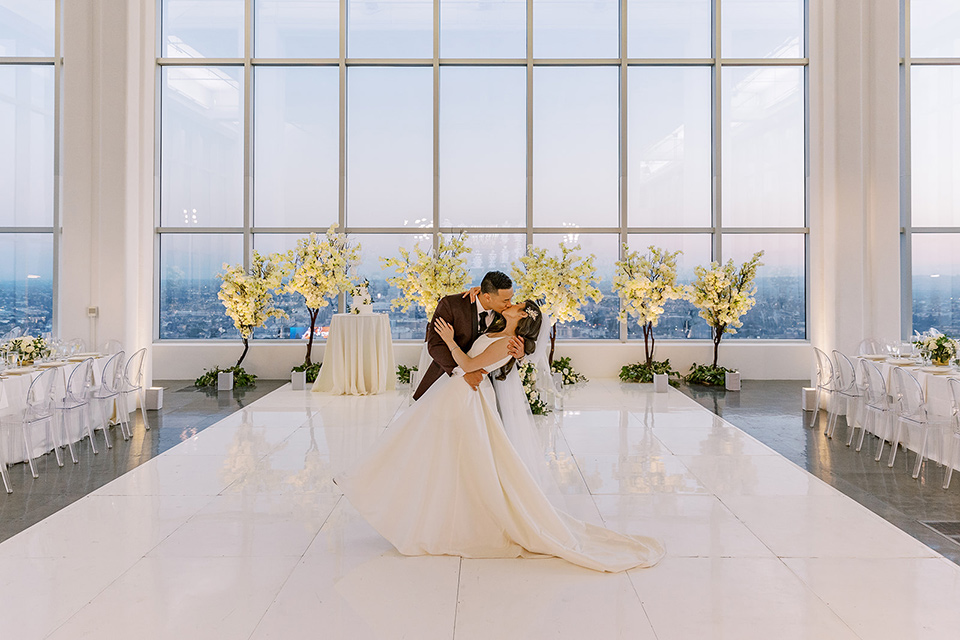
[413,271,525,400]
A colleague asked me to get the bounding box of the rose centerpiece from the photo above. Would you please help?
[913,329,958,366]
[0,335,51,365]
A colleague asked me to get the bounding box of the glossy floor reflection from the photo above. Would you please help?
[2,380,960,639]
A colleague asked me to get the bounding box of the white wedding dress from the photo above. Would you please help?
[337,335,665,572]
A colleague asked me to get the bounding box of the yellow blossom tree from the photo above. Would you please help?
[218,251,286,369]
[686,251,764,367]
[380,232,472,318]
[281,225,361,367]
[512,242,603,364]
[613,245,683,367]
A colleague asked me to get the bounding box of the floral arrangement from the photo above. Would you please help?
[619,359,681,386]
[614,245,683,367]
[512,242,603,364]
[518,361,550,415]
[551,356,586,386]
[0,335,51,364]
[686,251,764,368]
[913,328,958,365]
[218,250,287,370]
[282,225,361,366]
[380,232,472,318]
[396,364,418,385]
[350,280,373,314]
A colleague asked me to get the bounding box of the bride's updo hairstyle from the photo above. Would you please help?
[489,299,543,381]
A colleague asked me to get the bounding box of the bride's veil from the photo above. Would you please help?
[491,309,564,501]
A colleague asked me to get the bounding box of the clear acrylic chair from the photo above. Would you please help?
[88,351,126,450]
[944,378,960,490]
[100,339,123,355]
[0,384,10,493]
[860,359,894,460]
[52,358,95,464]
[17,367,60,478]
[120,348,149,436]
[64,338,85,356]
[888,367,952,480]
[826,350,863,440]
[810,347,837,429]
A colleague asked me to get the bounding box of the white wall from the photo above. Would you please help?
[62,0,904,382]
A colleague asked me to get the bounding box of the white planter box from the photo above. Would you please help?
[217,371,234,391]
[801,387,818,411]
[724,371,741,391]
[144,387,163,411]
[653,373,669,393]
[291,370,306,391]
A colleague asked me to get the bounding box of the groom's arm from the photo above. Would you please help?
[425,297,459,376]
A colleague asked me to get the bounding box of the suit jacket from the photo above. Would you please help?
[413,294,481,400]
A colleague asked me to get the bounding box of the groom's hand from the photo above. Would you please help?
[507,337,525,360]
[463,370,486,390]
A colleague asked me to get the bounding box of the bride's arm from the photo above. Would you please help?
[434,318,510,373]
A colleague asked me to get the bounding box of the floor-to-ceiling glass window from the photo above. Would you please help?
[0,0,58,336]
[156,0,808,342]
[903,0,960,335]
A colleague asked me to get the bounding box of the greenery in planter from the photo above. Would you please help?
[619,359,681,387]
[195,365,258,388]
[292,361,322,383]
[396,364,418,385]
[550,356,587,386]
[685,363,735,387]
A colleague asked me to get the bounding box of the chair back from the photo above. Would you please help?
[859,359,888,409]
[814,347,835,390]
[124,348,147,390]
[892,367,926,422]
[24,368,57,419]
[833,350,859,395]
[857,338,881,356]
[100,351,126,394]
[101,339,123,355]
[947,378,960,437]
[66,358,94,402]
[64,338,85,355]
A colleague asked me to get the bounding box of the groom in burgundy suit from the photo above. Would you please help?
[413,271,524,400]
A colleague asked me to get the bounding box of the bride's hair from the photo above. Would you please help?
[488,299,543,381]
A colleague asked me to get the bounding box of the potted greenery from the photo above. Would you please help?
[685,251,764,388]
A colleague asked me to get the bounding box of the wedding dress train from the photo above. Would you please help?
[336,335,665,573]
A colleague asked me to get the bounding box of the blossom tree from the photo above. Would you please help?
[380,232,472,318]
[613,245,683,367]
[218,251,286,369]
[512,242,603,364]
[686,251,764,368]
[281,225,361,367]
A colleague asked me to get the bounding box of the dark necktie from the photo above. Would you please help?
[479,311,489,334]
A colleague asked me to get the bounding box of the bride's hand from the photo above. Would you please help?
[434,317,456,346]
[507,336,525,360]
[461,287,480,303]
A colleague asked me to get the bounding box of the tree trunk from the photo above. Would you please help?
[304,307,319,366]
[549,323,557,365]
[712,325,724,368]
[643,322,654,367]
[236,336,250,369]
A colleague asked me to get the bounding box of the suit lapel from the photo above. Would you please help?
[471,300,479,341]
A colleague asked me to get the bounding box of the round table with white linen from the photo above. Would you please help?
[312,314,396,395]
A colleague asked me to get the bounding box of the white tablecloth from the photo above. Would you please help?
[0,356,132,464]
[856,357,959,470]
[313,314,396,396]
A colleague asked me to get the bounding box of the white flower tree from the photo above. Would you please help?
[512,242,603,365]
[218,251,286,369]
[380,232,472,318]
[686,251,764,368]
[281,225,361,367]
[613,245,683,367]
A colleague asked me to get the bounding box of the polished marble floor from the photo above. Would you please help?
[3,380,960,639]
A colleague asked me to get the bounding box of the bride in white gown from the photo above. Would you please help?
[336,300,664,573]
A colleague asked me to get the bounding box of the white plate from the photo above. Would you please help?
[886,358,916,365]
[861,354,888,361]
[3,367,37,375]
[921,365,954,374]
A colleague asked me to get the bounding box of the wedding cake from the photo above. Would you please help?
[351,281,374,314]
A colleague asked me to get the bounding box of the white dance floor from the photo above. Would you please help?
[2,380,960,639]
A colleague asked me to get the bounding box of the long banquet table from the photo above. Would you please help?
[854,356,959,471]
[0,356,133,465]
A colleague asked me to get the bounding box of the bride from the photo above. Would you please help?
[336,300,664,572]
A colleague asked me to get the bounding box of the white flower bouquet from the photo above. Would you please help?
[912,328,958,365]
[0,335,51,364]
[518,361,550,415]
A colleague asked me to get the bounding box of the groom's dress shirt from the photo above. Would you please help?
[413,293,482,400]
